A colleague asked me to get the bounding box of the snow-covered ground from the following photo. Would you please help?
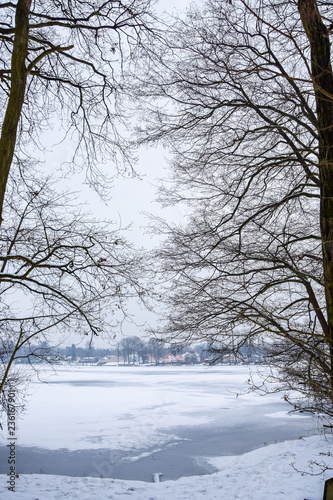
[1,364,332,499]
[1,434,333,499]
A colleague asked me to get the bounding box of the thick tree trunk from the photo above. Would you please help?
[299,0,333,395]
[0,0,31,223]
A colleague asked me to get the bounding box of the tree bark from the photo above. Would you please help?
[0,0,32,223]
[299,0,333,393]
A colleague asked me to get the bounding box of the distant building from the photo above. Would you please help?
[162,351,201,365]
[175,354,184,364]
[163,354,177,364]
[78,357,100,365]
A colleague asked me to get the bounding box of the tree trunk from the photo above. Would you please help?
[299,0,333,395]
[0,0,31,223]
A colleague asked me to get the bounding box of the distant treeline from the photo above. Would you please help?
[12,336,268,365]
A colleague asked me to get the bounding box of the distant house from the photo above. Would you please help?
[78,356,100,365]
[97,355,124,365]
[175,354,184,364]
[163,354,177,364]
[162,351,201,365]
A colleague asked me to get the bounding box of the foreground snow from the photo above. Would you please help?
[1,434,333,499]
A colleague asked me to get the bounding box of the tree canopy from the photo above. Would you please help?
[0,0,153,417]
[134,0,333,415]
[0,0,153,221]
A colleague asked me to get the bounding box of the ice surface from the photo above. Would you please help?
[0,364,331,499]
[14,365,319,453]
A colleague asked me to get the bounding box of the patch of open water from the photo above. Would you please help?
[0,410,318,482]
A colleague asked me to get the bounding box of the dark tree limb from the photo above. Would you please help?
[0,0,32,223]
[299,0,333,387]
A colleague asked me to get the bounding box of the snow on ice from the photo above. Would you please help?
[0,365,332,499]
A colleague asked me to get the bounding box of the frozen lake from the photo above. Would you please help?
[0,365,319,481]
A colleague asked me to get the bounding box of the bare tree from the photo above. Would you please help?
[0,0,155,419]
[134,0,333,415]
[146,338,166,365]
[0,169,147,417]
[0,0,153,222]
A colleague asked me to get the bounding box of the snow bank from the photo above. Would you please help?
[1,434,333,500]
